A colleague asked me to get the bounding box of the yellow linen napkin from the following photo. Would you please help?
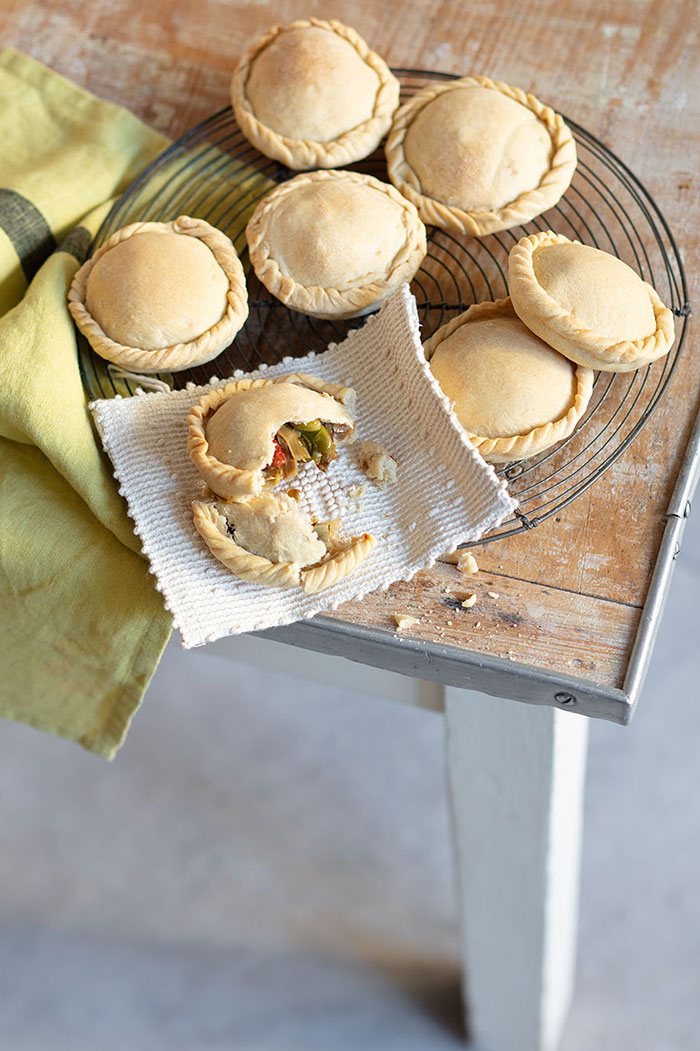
[0,49,173,758]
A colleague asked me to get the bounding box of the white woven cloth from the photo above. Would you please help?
[91,286,516,647]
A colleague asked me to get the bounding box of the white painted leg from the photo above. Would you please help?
[444,688,589,1051]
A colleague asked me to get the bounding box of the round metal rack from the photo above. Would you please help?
[79,70,690,544]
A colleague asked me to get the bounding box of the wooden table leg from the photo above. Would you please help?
[444,688,589,1051]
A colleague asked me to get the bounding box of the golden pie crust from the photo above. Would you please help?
[246,169,426,318]
[424,298,593,462]
[68,216,248,372]
[385,76,577,236]
[232,18,400,170]
[187,373,356,500]
[192,495,375,594]
[508,231,676,372]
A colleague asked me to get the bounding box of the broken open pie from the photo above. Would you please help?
[246,169,426,318]
[425,298,593,462]
[508,231,676,372]
[231,18,400,170]
[68,216,248,372]
[385,76,576,236]
[192,492,375,594]
[187,373,356,500]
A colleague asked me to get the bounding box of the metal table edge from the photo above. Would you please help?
[623,390,700,716]
[255,617,633,725]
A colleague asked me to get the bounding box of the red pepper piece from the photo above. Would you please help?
[271,439,287,468]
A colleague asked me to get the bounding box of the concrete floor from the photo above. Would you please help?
[0,509,699,1051]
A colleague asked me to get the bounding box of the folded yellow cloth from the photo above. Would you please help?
[0,49,173,758]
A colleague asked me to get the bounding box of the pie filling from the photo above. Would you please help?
[263,419,352,485]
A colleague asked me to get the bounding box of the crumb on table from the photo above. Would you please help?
[394,613,420,632]
[457,551,479,574]
[461,594,477,608]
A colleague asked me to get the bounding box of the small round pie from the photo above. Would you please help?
[68,216,248,372]
[246,169,427,318]
[192,493,375,594]
[188,373,356,500]
[386,76,577,236]
[508,231,675,372]
[232,18,400,170]
[425,298,594,462]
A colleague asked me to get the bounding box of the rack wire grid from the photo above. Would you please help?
[79,69,690,545]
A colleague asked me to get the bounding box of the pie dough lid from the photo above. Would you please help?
[225,493,326,565]
[85,231,229,351]
[265,179,407,289]
[245,26,381,142]
[404,86,553,212]
[430,315,577,439]
[530,241,656,341]
[205,382,355,470]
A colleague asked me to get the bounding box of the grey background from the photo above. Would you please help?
[1,510,698,1051]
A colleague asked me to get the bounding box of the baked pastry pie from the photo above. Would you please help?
[385,76,577,236]
[188,373,356,500]
[192,492,375,594]
[508,231,675,372]
[68,216,248,372]
[232,18,400,170]
[246,169,426,318]
[425,298,593,462]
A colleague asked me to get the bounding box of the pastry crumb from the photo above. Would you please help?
[461,594,477,608]
[394,613,419,632]
[487,591,500,599]
[457,551,479,575]
[358,440,397,487]
[313,519,343,544]
[347,483,366,502]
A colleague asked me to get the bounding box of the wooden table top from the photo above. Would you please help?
[4,0,698,714]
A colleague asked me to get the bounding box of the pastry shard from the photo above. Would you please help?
[508,231,675,372]
[246,169,426,319]
[192,493,375,594]
[385,76,576,236]
[425,298,593,463]
[358,440,397,487]
[187,374,356,500]
[68,216,248,372]
[232,18,400,170]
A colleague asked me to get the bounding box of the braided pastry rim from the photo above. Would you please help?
[424,297,594,463]
[231,18,400,171]
[385,75,577,237]
[68,216,249,372]
[508,230,676,371]
[300,533,376,594]
[187,374,357,500]
[193,499,375,593]
[246,169,427,319]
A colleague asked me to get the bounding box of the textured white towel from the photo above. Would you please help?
[91,286,516,647]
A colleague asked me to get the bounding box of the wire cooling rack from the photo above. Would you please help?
[79,70,690,544]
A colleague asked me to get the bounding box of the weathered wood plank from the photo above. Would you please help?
[323,559,640,690]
